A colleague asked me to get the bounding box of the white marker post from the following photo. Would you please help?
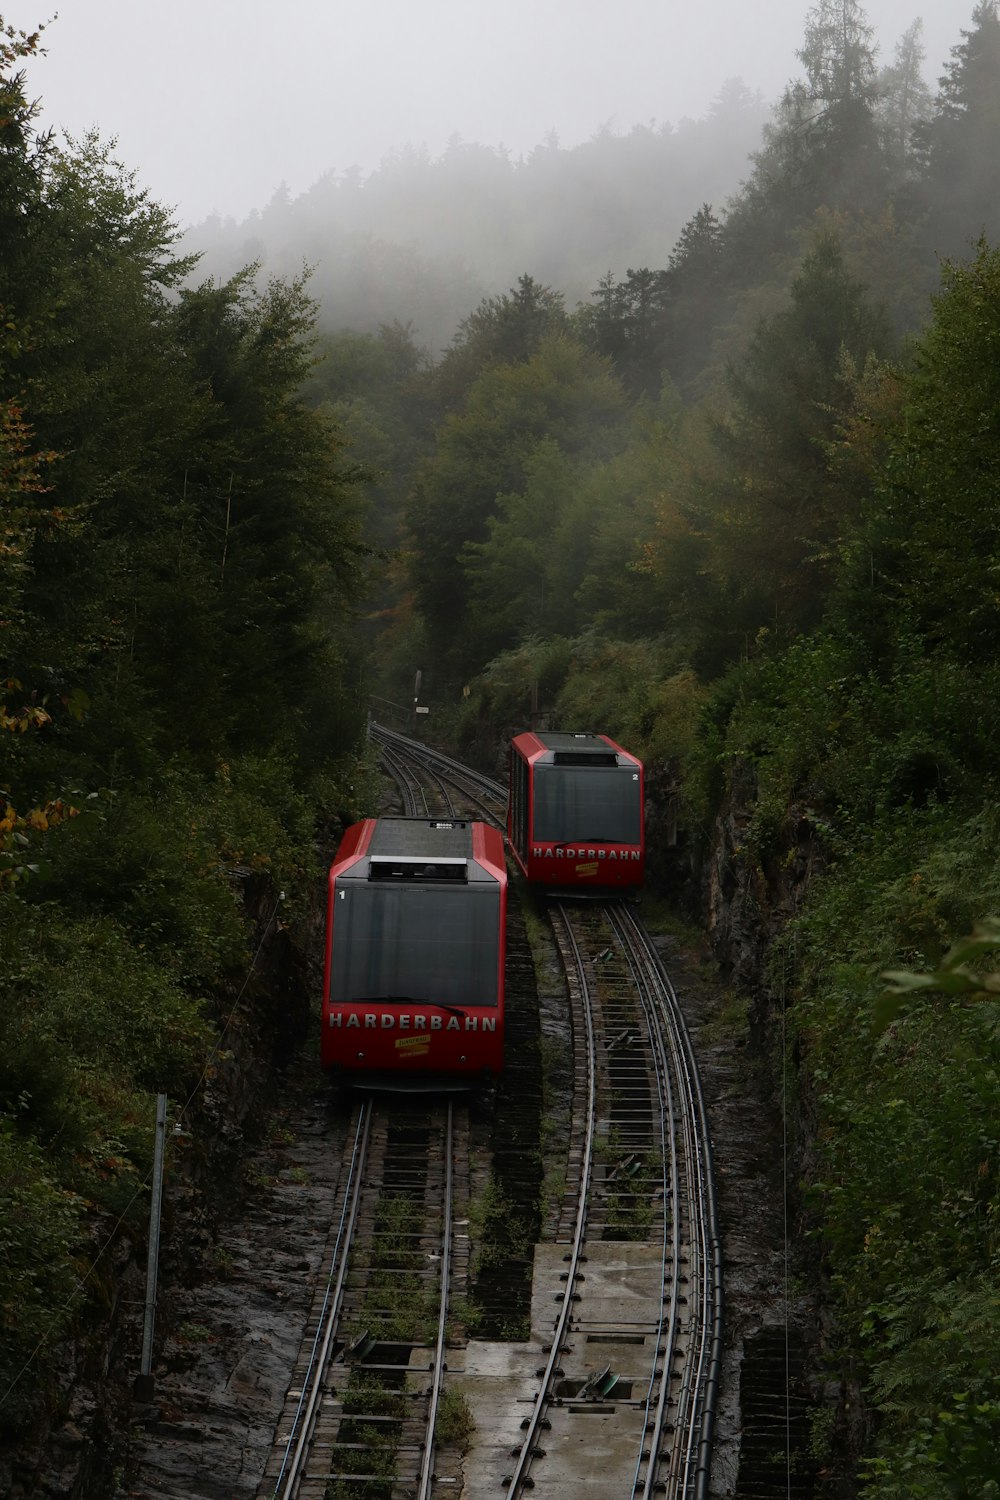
[134,1093,168,1402]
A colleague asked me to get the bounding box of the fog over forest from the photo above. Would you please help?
[175,1,971,353]
[24,0,965,222]
[181,81,773,354]
[15,0,976,352]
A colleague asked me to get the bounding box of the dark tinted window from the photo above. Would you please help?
[533,766,642,844]
[510,749,530,856]
[369,858,467,882]
[330,886,500,1007]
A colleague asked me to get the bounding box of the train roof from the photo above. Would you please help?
[369,817,475,858]
[331,817,505,886]
[511,730,641,768]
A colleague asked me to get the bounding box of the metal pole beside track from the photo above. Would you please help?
[135,1091,168,1402]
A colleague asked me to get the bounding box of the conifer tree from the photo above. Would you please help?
[876,20,933,181]
[859,238,1000,660]
[405,333,628,679]
[724,0,886,275]
[913,0,1000,260]
[684,234,890,652]
[429,274,567,414]
[658,205,724,395]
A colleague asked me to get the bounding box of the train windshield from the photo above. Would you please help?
[329,887,500,1008]
[533,766,642,844]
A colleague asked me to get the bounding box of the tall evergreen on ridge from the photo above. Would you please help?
[875,20,933,182]
[426,274,568,417]
[670,234,891,660]
[573,207,726,403]
[797,0,883,174]
[575,266,673,401]
[912,0,1000,262]
[657,205,725,396]
[724,0,886,276]
[405,331,629,681]
[1,25,370,787]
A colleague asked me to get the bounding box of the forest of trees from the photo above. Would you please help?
[4,1,1000,1493]
[0,16,377,1433]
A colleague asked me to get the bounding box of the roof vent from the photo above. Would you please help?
[368,857,468,883]
[553,751,618,766]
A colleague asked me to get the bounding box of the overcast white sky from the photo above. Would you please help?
[11,0,975,227]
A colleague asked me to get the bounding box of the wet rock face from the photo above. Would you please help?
[116,1060,349,1500]
[0,873,319,1500]
[703,758,827,1001]
[644,757,835,1493]
[0,1350,124,1500]
[691,759,846,1493]
[643,756,695,900]
[704,759,767,992]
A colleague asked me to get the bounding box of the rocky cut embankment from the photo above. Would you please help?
[0,870,316,1500]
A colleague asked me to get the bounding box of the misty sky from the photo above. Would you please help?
[13,0,975,228]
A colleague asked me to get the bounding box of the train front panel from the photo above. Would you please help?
[322,818,505,1085]
[508,731,645,892]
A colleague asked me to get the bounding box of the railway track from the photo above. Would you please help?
[371,722,506,823]
[109,723,799,1500]
[366,722,723,1497]
[371,719,546,1347]
[255,736,511,1498]
[498,901,721,1498]
[376,734,460,818]
[258,1098,467,1500]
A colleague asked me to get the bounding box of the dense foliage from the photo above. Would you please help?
[326,3,1000,1492]
[5,0,1000,1491]
[724,239,1000,1495]
[0,19,375,1430]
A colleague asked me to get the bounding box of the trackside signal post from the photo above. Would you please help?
[413,668,429,730]
[135,1092,168,1401]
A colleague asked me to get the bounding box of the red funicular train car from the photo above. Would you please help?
[507,731,645,895]
[322,817,506,1089]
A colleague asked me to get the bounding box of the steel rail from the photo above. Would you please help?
[620,902,707,1497]
[312,1102,462,1495]
[376,738,429,816]
[503,901,598,1498]
[368,721,724,1495]
[371,721,506,808]
[389,740,459,818]
[628,904,703,1496]
[271,1100,373,1500]
[609,906,683,1500]
[615,905,724,1499]
[416,1098,455,1499]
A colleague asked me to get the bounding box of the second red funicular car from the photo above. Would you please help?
[507,730,645,894]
